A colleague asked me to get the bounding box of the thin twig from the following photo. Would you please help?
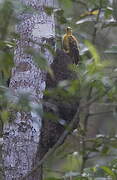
[80,87,93,173]
[92,0,102,44]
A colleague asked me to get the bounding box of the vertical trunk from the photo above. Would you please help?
[3,0,55,179]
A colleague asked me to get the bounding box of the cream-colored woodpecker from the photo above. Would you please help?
[62,27,80,64]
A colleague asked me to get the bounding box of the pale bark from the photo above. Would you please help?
[3,0,55,179]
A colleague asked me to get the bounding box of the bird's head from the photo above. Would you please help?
[66,27,72,35]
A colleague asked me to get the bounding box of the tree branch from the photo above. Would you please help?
[21,83,113,179]
[21,106,80,180]
[80,86,93,173]
[92,0,102,44]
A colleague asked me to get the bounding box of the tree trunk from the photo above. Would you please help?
[2,0,55,179]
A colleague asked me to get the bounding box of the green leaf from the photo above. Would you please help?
[100,166,116,178]
[44,6,54,15]
[0,50,14,79]
[105,7,113,19]
[57,15,67,24]
[67,80,80,96]
[0,110,9,123]
[55,9,67,24]
[0,40,15,48]
[110,159,117,168]
[55,9,64,16]
[107,86,117,101]
[85,41,100,64]
[101,145,110,155]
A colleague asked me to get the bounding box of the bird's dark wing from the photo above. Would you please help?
[68,36,80,64]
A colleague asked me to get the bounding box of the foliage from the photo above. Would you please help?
[0,0,117,179]
[43,0,117,180]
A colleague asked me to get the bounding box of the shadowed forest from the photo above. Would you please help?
[0,0,117,179]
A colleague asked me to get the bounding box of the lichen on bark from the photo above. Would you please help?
[2,0,55,179]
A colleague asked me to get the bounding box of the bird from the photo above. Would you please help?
[62,27,80,65]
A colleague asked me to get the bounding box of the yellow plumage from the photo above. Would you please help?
[62,27,80,64]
